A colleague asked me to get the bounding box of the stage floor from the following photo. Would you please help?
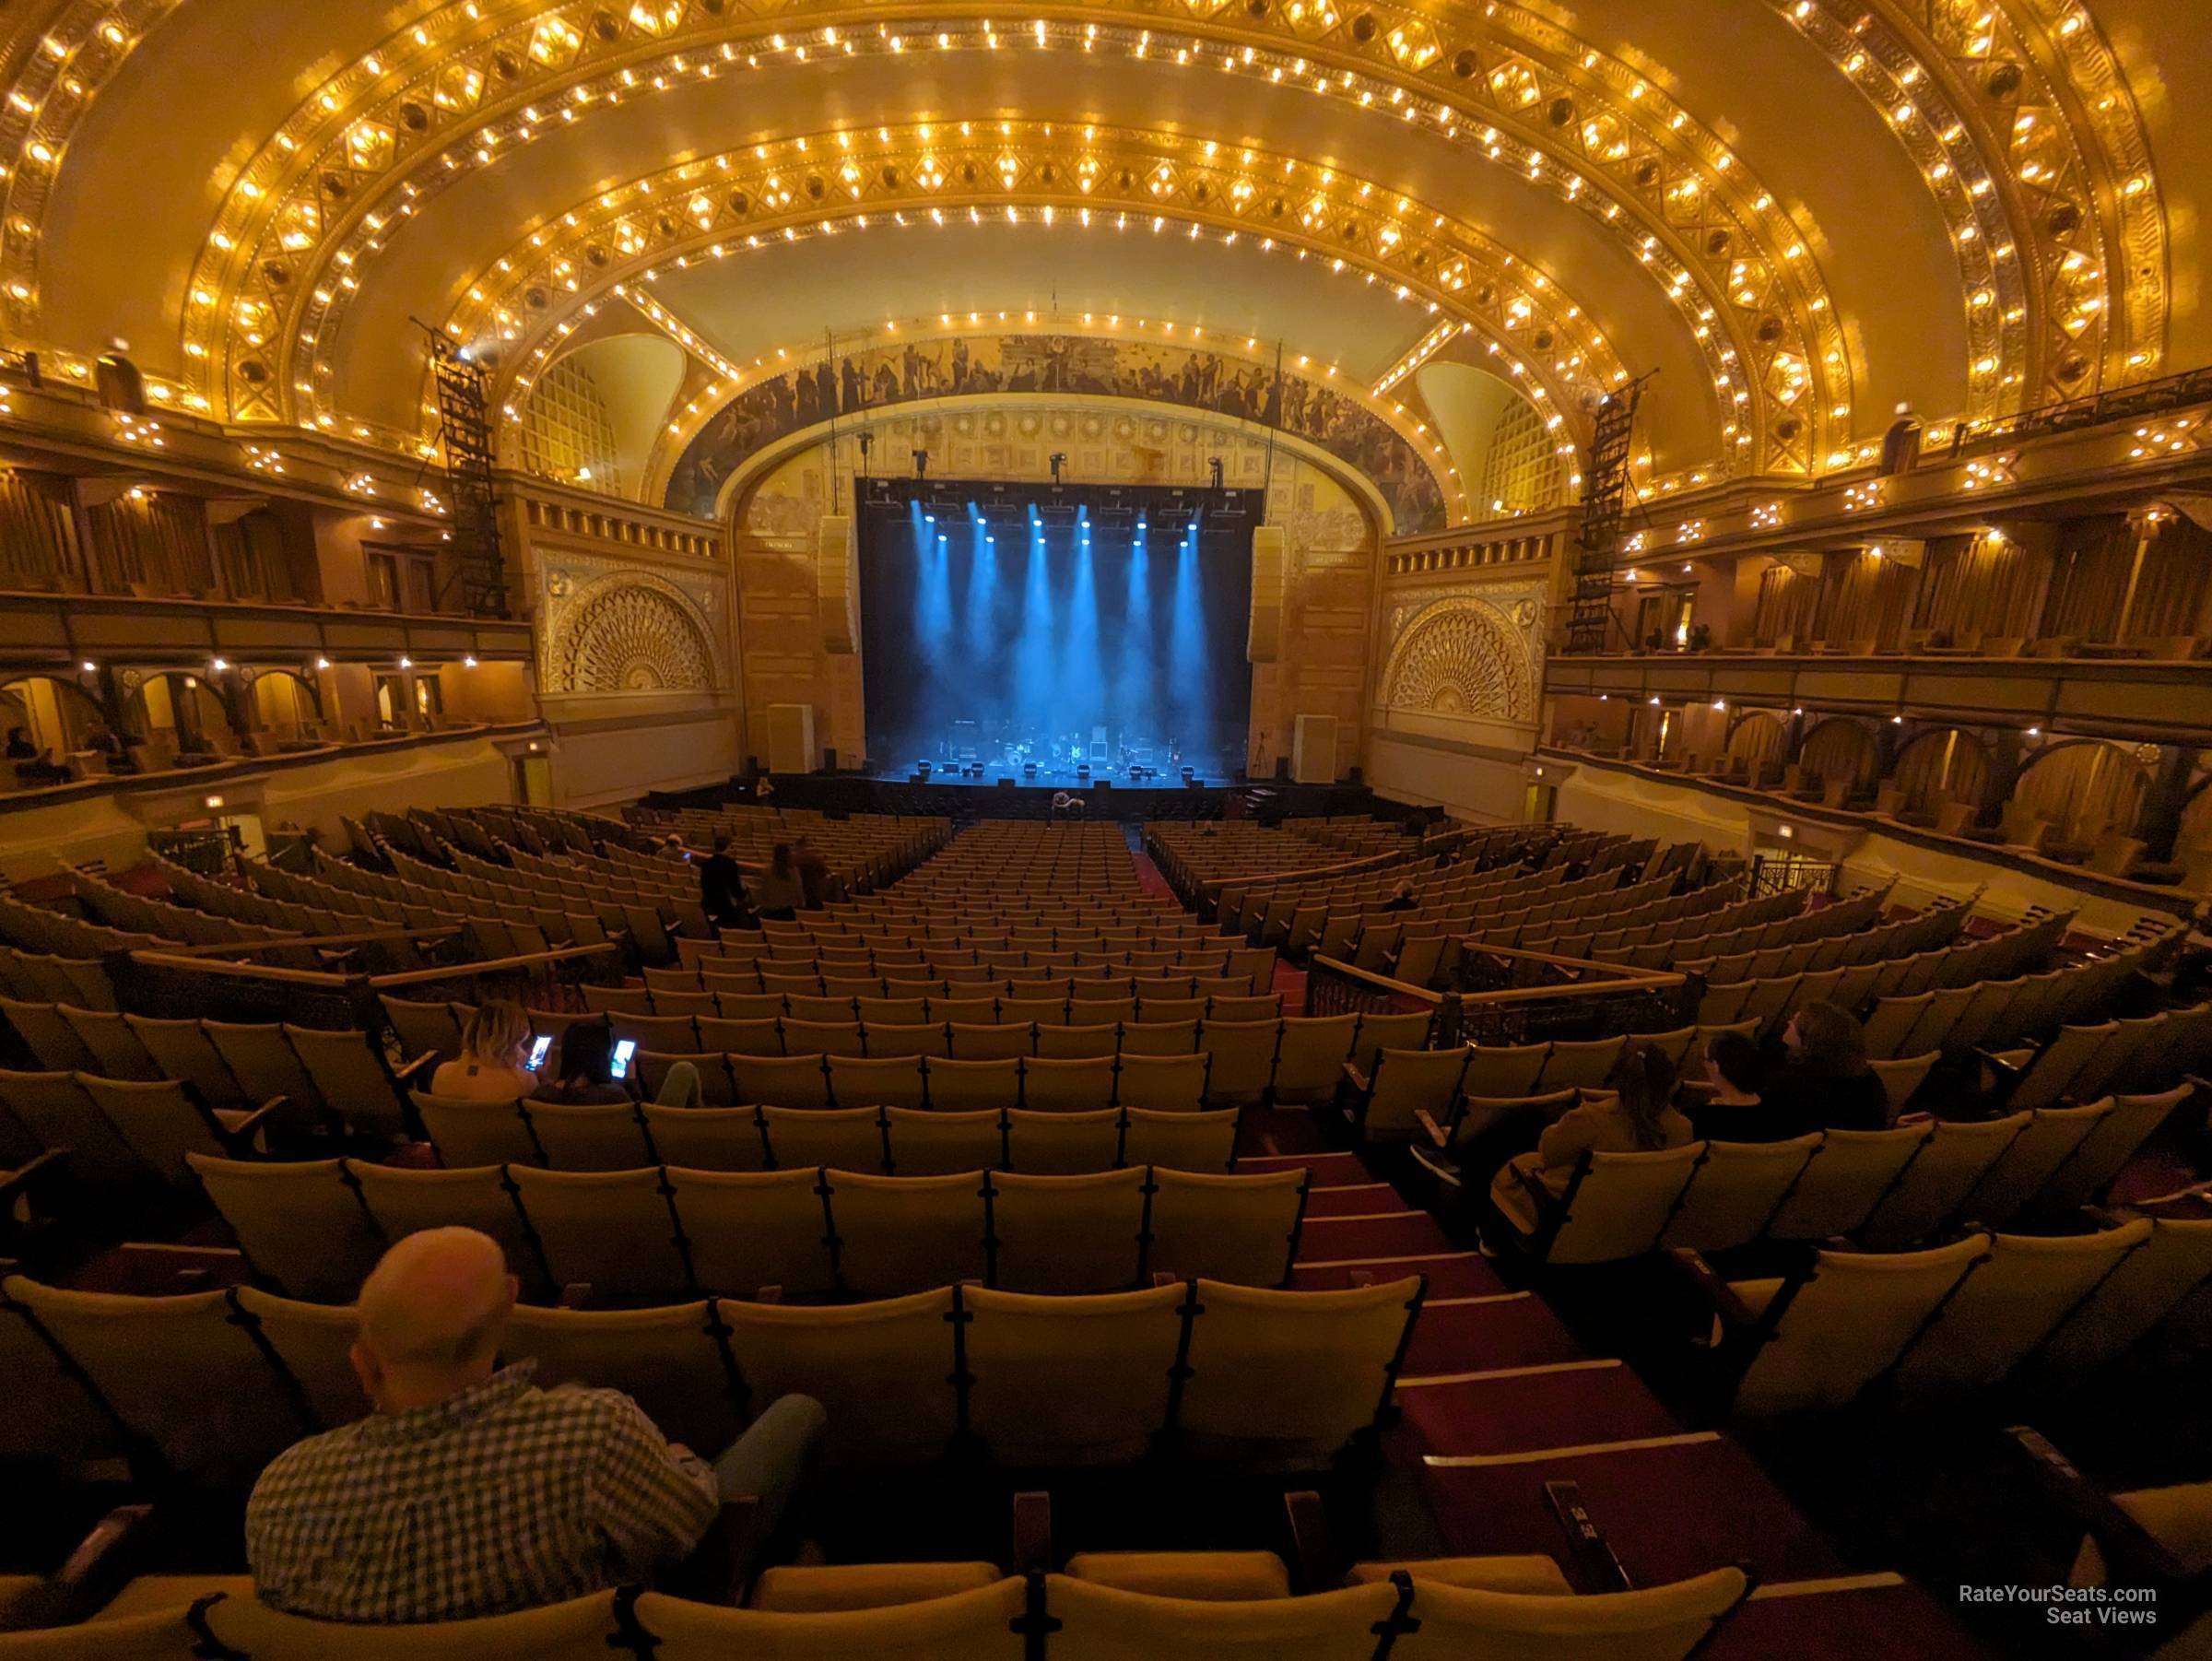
[868,763,1235,790]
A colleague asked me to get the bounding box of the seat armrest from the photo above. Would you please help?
[1666,1247,1758,1331]
[0,1147,70,1207]
[2006,1427,2202,1587]
[1283,1490,1334,1594]
[392,1051,440,1082]
[1414,1106,1451,1149]
[557,1281,593,1309]
[1542,1480,1633,1594]
[217,1097,291,1155]
[1,1503,155,1628]
[670,1496,764,1607]
[1012,1491,1053,1576]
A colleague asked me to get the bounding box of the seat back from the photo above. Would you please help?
[1,1278,307,1486]
[202,1588,622,1660]
[664,1166,835,1299]
[2009,1021,2118,1111]
[1272,1015,1359,1104]
[826,1168,989,1296]
[1147,1167,1305,1285]
[1124,1107,1238,1172]
[1117,1053,1208,1113]
[1347,1011,1432,1074]
[1662,1136,1821,1253]
[864,1021,950,1060]
[1763,1125,1932,1241]
[1359,1048,1470,1141]
[509,1166,690,1299]
[502,1302,742,1452]
[1891,1219,2155,1397]
[0,996,97,1071]
[284,1025,409,1138]
[1542,1145,1704,1264]
[347,1163,543,1297]
[629,1579,1027,1659]
[232,1286,367,1433]
[79,1076,229,1186]
[1956,1101,2109,1227]
[641,1103,768,1171]
[885,1106,1005,1175]
[1858,1114,2030,1246]
[58,1005,159,1079]
[1037,1022,1121,1060]
[1534,1036,1623,1092]
[413,1090,541,1167]
[1178,1276,1421,1465]
[827,1054,929,1111]
[762,1106,886,1173]
[716,1289,960,1467]
[2034,1210,2212,1375]
[732,1054,831,1108]
[1047,1576,1400,1661]
[188,1154,382,1299]
[1390,1567,1750,1661]
[124,1014,244,1106]
[993,1168,1147,1292]
[2034,1085,2195,1214]
[1733,1235,1989,1414]
[203,1019,323,1112]
[1867,1051,1938,1121]
[1005,1107,1123,1173]
[964,1284,1183,1467]
[523,1100,652,1171]
[923,1056,1022,1113]
[1023,1056,1117,1113]
[0,1068,150,1185]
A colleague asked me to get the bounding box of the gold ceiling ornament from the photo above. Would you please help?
[1749,0,2164,430]
[441,123,1653,465]
[165,0,1849,471]
[0,0,185,349]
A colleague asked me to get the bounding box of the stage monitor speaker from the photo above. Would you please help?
[1291,715,1338,784]
[822,748,838,772]
[1093,779,1112,792]
[1246,525,1285,663]
[1273,755,1291,782]
[996,777,1016,790]
[766,703,818,774]
[818,514,858,654]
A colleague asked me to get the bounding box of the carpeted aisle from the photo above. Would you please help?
[1235,1109,1994,1656]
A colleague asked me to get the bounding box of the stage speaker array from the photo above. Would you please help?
[818,513,858,655]
[1246,525,1285,664]
[766,703,818,774]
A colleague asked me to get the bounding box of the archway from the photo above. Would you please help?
[124,671,236,762]
[1800,718,1879,798]
[2016,740,2152,852]
[0,676,105,768]
[1892,727,1994,823]
[247,669,324,741]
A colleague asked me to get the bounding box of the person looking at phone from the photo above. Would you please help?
[531,1019,707,1110]
[429,1000,540,1101]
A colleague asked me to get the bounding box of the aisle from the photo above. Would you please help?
[1234,1110,1991,1656]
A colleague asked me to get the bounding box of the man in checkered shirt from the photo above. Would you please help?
[246,1227,824,1624]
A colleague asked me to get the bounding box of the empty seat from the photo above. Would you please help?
[763,1105,885,1172]
[79,1075,242,1184]
[509,1166,690,1300]
[1460,1043,1550,1101]
[188,1155,382,1300]
[664,1166,835,1298]
[1005,1107,1123,1174]
[827,1168,989,1296]
[1036,1022,1121,1060]
[782,1019,868,1059]
[637,1050,734,1107]
[1023,1056,1117,1113]
[1117,1054,1209,1113]
[885,1106,1004,1175]
[380,995,467,1062]
[0,997,98,1072]
[964,1283,1183,1467]
[1956,1101,2109,1227]
[1148,1168,1304,1285]
[1723,1236,1989,1414]
[993,1168,1147,1293]
[863,1021,949,1059]
[610,1013,702,1054]
[2034,1205,2212,1375]
[348,1163,542,1296]
[924,1056,1022,1113]
[1353,1048,1470,1143]
[827,1054,929,1111]
[1346,1011,1433,1078]
[501,1302,742,1453]
[1194,1020,1278,1106]
[716,1289,960,1467]
[1272,1015,1360,1105]
[1178,1276,1421,1466]
[0,1069,158,1186]
[232,1286,370,1433]
[124,1014,247,1108]
[1124,1107,1238,1172]
[699,1016,785,1054]
[1859,1114,2029,1247]
[523,1100,651,1171]
[731,1054,831,1109]
[1500,1144,1704,1265]
[641,1103,768,1171]
[284,1025,416,1139]
[1533,1036,1624,1091]
[57,1005,159,1079]
[1662,1136,1821,1253]
[1383,1565,1750,1660]
[2033,1084,2195,1216]
[1762,1124,1933,1242]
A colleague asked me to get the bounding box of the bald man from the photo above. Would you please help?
[245,1228,824,1624]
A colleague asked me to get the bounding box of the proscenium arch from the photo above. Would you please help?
[714,389,1407,539]
[177,19,1849,471]
[614,316,1467,520]
[439,124,1689,465]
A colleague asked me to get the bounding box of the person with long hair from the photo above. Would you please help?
[1756,1000,1889,1137]
[429,999,539,1101]
[1489,1040,1695,1216]
[750,841,806,921]
[532,1019,705,1110]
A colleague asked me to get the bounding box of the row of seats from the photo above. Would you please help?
[1706,1194,2212,1412]
[9,1276,1420,1484]
[11,1560,1752,1661]
[667,960,1265,997]
[588,982,1276,1019]
[1992,1008,2212,1110]
[537,1048,1212,1113]
[1499,1087,2194,1264]
[418,1097,1240,1177]
[189,1154,1314,1302]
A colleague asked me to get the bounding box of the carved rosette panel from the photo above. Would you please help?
[546,571,717,694]
[1382,598,1535,722]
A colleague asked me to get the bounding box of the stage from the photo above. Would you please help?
[870,760,1237,791]
[653,773,1382,824]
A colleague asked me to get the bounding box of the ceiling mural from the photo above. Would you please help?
[664,330,1450,532]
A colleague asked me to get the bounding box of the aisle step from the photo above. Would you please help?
[1397,1361,1680,1457]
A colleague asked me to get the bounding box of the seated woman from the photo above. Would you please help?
[1489,1042,1694,1226]
[1757,1001,1888,1137]
[1683,1031,1770,1142]
[428,1000,541,1101]
[532,1020,705,1109]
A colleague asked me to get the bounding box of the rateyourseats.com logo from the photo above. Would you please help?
[1960,1584,2161,1630]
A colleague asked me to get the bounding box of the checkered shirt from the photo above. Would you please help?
[245,1361,719,1624]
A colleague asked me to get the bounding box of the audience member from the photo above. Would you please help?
[1381,879,1418,913]
[428,999,540,1101]
[1490,1042,1694,1217]
[1684,1032,1771,1141]
[751,842,806,920]
[4,726,34,760]
[698,832,751,930]
[793,834,830,909]
[534,1020,706,1110]
[1744,1001,1889,1139]
[246,1228,826,1624]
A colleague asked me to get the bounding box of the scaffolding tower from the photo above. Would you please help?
[424,330,510,618]
[1566,374,1653,654]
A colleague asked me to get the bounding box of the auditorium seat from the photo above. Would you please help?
[1348,1047,1471,1142]
[1534,1036,1626,1092]
[412,1090,540,1166]
[949,1021,1032,1061]
[1762,1124,1933,1242]
[2030,1195,2212,1377]
[123,1015,248,1110]
[1035,1022,1121,1060]
[55,1006,159,1079]
[0,998,97,1073]
[1148,1166,1304,1285]
[1006,1107,1123,1173]
[827,1054,929,1111]
[1124,1107,1239,1172]
[1070,995,1140,1025]
[504,1301,746,1452]
[863,1021,950,1059]
[0,1070,160,1188]
[782,1019,868,1059]
[347,1163,544,1295]
[1458,1043,1549,1101]
[1271,1015,1360,1105]
[1378,1565,1750,1659]
[1345,1012,1434,1081]
[885,1105,1004,1174]
[761,1105,882,1172]
[1662,1136,1822,1254]
[187,1154,382,1299]
[2032,1084,2196,1216]
[1857,1114,2029,1246]
[993,1168,1147,1293]
[663,1167,835,1298]
[524,1100,652,1171]
[1117,1053,1209,1113]
[1496,1145,1704,1264]
[1194,1019,1278,1106]
[924,1056,1023,1110]
[284,1024,421,1138]
[733,1054,831,1108]
[509,1166,689,1301]
[1023,1056,1117,1113]
[720,1288,961,1467]
[1117,1018,1198,1057]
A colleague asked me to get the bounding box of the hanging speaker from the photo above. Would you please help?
[1291,714,1338,784]
[767,703,818,773]
[1246,525,1285,663]
[818,513,858,654]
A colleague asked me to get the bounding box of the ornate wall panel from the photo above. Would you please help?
[542,568,718,695]
[1378,583,1548,727]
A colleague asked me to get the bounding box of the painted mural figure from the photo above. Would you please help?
[665,333,1447,534]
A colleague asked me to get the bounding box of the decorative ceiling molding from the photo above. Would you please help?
[138,0,1848,474]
